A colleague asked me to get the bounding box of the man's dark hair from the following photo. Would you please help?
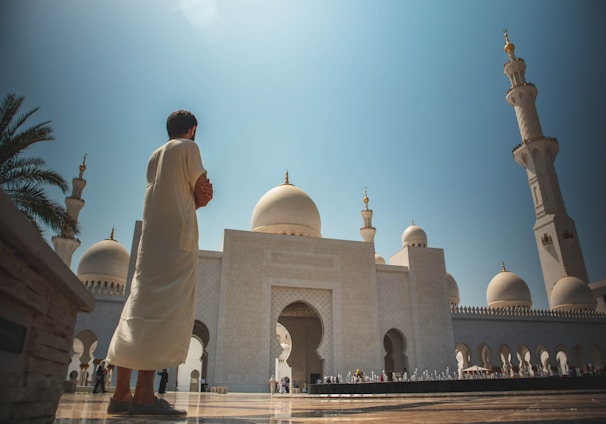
[166,110,198,138]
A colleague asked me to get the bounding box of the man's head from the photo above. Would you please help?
[166,110,198,140]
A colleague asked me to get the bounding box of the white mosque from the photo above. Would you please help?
[55,34,606,392]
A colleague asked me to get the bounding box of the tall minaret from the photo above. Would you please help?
[360,188,386,264]
[52,155,87,268]
[503,32,588,307]
[360,187,376,243]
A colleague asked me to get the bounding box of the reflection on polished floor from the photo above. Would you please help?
[54,390,606,423]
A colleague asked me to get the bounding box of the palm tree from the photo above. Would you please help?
[0,93,77,236]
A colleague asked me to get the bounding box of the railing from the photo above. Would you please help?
[512,136,558,154]
[506,82,535,95]
[451,304,606,320]
[82,280,125,296]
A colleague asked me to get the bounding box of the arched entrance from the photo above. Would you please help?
[572,344,586,374]
[383,328,408,379]
[478,343,492,370]
[67,329,99,387]
[590,345,604,372]
[177,320,210,392]
[517,344,533,376]
[555,346,569,376]
[455,343,471,378]
[277,301,323,389]
[536,344,551,375]
[499,344,513,377]
[177,337,203,392]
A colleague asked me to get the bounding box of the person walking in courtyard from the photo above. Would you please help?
[106,110,213,416]
[92,361,106,394]
[157,369,169,395]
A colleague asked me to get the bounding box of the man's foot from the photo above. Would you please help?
[107,398,131,414]
[129,398,186,416]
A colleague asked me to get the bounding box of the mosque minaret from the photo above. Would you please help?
[52,155,87,267]
[359,188,386,264]
[503,32,589,308]
[359,188,375,243]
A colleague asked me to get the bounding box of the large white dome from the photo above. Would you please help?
[251,174,321,238]
[551,275,596,311]
[77,233,130,294]
[402,222,427,247]
[486,264,532,309]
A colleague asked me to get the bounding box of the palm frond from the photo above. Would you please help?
[0,93,23,135]
[6,184,78,236]
[0,92,74,236]
[0,111,53,166]
[1,156,68,192]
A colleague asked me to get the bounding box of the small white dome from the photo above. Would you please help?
[402,222,427,247]
[251,175,321,238]
[375,253,386,265]
[446,272,460,306]
[486,265,532,309]
[551,275,596,311]
[77,237,130,289]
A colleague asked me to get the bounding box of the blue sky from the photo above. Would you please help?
[2,0,605,310]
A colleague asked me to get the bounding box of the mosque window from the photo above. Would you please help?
[562,230,574,240]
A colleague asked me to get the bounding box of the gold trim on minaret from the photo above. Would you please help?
[501,261,507,272]
[363,187,369,210]
[503,29,515,56]
[79,153,87,178]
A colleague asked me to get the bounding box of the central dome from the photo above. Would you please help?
[251,173,321,238]
[77,230,130,295]
[486,263,532,309]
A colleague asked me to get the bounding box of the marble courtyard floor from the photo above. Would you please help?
[54,390,606,423]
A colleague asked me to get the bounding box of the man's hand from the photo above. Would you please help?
[195,174,213,208]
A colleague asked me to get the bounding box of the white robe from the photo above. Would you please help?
[107,138,206,370]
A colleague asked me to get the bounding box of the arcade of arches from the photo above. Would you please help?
[66,326,603,389]
[455,342,604,377]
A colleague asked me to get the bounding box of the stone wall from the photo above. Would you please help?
[0,189,94,423]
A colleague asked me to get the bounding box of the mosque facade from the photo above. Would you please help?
[60,35,606,392]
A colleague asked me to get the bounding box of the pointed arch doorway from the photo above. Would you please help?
[276,301,323,389]
[177,320,209,392]
[384,328,408,380]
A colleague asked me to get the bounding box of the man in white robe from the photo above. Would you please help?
[106,110,213,416]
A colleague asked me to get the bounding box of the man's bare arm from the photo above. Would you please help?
[195,173,213,209]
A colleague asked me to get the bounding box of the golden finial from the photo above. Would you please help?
[563,267,569,277]
[107,227,115,241]
[411,218,415,226]
[282,170,292,185]
[503,29,515,55]
[79,153,87,178]
[501,261,507,272]
[363,187,369,209]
